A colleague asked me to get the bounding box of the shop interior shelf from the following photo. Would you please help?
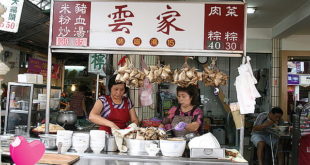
[9,110,29,114]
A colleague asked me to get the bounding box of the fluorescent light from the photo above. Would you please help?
[247,7,256,14]
[65,66,86,71]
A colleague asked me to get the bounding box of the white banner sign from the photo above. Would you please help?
[90,2,204,50]
[88,54,106,76]
[0,0,24,33]
[51,1,245,54]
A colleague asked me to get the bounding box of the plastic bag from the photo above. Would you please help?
[139,78,153,106]
[139,56,153,107]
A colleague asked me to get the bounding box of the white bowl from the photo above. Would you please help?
[90,130,106,137]
[57,130,73,137]
[72,133,89,146]
[160,138,186,157]
[75,145,89,154]
[91,145,104,154]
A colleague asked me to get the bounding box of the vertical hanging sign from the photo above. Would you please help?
[52,1,91,47]
[88,54,106,76]
[204,4,245,51]
[0,0,25,33]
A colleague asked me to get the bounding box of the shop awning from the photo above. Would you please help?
[0,0,50,53]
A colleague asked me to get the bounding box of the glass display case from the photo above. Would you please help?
[4,82,61,137]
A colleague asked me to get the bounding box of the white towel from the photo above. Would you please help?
[112,123,138,152]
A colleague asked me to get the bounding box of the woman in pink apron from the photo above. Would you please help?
[89,75,139,134]
[159,85,203,137]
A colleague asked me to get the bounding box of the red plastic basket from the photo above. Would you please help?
[141,120,161,127]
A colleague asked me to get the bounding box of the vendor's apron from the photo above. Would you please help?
[99,96,130,134]
[171,106,196,137]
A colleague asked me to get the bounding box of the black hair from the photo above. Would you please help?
[176,85,199,106]
[270,107,283,115]
[1,83,7,89]
[108,74,128,94]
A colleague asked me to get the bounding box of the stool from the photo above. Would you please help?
[248,142,273,165]
[248,143,257,165]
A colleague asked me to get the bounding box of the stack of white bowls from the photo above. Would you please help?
[56,130,73,153]
[90,130,106,154]
[72,132,89,154]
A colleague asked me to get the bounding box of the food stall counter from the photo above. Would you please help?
[1,146,248,165]
[48,151,248,165]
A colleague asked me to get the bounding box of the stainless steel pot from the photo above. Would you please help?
[105,135,117,152]
[124,138,159,155]
[56,111,77,126]
[39,134,57,150]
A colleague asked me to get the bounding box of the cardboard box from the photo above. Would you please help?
[190,148,225,159]
[18,74,37,83]
[18,74,43,84]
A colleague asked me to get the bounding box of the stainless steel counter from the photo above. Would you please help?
[1,146,248,165]
[59,151,248,165]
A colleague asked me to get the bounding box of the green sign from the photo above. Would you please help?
[88,54,106,76]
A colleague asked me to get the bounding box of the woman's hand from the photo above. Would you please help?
[89,100,119,128]
[158,124,164,129]
[185,122,200,132]
[129,108,139,126]
[111,124,120,130]
[175,122,188,131]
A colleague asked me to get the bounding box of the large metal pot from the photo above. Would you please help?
[56,111,77,126]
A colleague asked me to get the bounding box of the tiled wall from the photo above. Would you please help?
[272,39,281,107]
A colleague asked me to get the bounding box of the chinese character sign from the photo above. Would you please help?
[204,4,245,51]
[90,2,204,50]
[156,5,185,35]
[108,5,134,34]
[88,54,106,76]
[0,0,24,33]
[51,1,245,54]
[52,1,91,47]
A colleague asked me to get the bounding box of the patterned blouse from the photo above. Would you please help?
[162,106,203,130]
[98,96,134,118]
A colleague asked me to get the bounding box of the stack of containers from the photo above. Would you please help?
[90,130,106,154]
[72,132,89,154]
[56,130,73,153]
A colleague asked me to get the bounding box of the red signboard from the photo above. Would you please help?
[204,4,245,51]
[27,58,60,79]
[51,1,91,47]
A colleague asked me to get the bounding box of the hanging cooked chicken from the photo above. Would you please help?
[144,65,173,83]
[116,58,145,88]
[203,64,228,86]
[172,60,203,87]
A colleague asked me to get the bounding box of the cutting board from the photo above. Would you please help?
[38,153,80,165]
